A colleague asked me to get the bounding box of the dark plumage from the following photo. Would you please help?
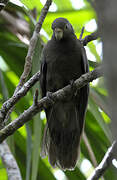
[40,17,89,170]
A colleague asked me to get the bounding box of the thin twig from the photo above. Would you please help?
[83,132,97,167]
[90,89,110,117]
[0,141,22,180]
[0,19,99,127]
[83,133,105,180]
[87,141,117,180]
[0,66,103,143]
[17,0,52,89]
[33,89,39,105]
[82,30,100,46]
[0,70,22,180]
[79,26,85,40]
[0,72,40,127]
[3,0,52,124]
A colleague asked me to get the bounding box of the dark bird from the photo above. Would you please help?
[40,17,89,170]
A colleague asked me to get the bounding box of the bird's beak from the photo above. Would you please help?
[54,28,63,40]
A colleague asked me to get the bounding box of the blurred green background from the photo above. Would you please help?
[0,0,116,179]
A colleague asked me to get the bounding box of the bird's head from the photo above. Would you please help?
[51,18,74,41]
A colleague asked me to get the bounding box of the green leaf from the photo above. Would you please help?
[42,9,95,38]
[0,69,15,153]
[14,131,27,179]
[26,124,32,180]
[0,0,116,179]
[20,0,43,10]
[0,160,7,180]
[31,37,43,180]
[0,69,9,100]
[90,87,109,117]
[53,0,73,11]
[65,167,86,180]
[0,35,27,77]
[37,159,56,180]
[88,60,100,68]
[82,110,110,163]
[88,42,101,62]
[88,96,112,142]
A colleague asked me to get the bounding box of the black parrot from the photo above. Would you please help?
[40,17,89,170]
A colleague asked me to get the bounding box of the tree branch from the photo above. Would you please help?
[0,29,100,130]
[87,141,117,180]
[0,141,22,180]
[33,89,39,106]
[0,66,103,143]
[82,30,100,46]
[3,0,52,125]
[0,72,40,128]
[17,0,52,90]
[0,14,99,126]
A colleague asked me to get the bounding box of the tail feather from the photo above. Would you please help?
[56,130,80,170]
[41,100,82,170]
[48,140,57,168]
[41,86,89,170]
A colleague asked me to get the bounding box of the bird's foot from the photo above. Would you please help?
[46,91,55,105]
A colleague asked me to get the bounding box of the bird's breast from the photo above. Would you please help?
[46,41,83,92]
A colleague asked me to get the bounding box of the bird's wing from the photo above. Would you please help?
[80,42,89,73]
[75,40,89,134]
[40,52,49,158]
[40,52,47,97]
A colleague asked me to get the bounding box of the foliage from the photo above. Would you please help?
[0,0,116,179]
